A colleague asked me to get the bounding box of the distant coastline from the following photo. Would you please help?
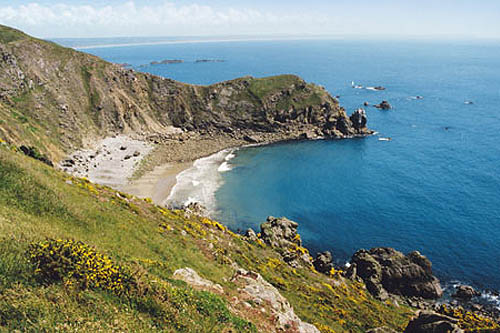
[66,36,334,50]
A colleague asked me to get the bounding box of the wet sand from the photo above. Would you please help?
[118,161,192,205]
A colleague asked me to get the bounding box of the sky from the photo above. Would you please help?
[0,0,499,39]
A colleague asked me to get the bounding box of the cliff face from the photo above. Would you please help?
[0,25,370,161]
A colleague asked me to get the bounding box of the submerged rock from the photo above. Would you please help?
[404,311,462,333]
[346,247,443,300]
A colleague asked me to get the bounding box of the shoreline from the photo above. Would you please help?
[119,161,193,205]
[59,133,500,314]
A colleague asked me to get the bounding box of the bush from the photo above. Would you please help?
[29,239,135,295]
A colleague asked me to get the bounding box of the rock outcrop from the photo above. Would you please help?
[346,247,443,300]
[404,311,463,333]
[231,268,319,333]
[172,267,224,294]
[259,216,312,268]
[313,251,334,274]
[349,108,367,131]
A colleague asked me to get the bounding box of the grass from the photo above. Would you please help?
[0,145,420,332]
[0,25,28,44]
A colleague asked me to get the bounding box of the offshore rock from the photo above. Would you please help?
[347,247,443,300]
[404,311,463,333]
[452,285,481,300]
[349,108,368,131]
[375,101,392,110]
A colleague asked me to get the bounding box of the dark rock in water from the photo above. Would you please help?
[363,101,370,106]
[452,285,481,300]
[375,101,392,110]
[313,251,333,274]
[404,311,462,333]
[151,59,183,65]
[346,247,443,300]
[243,135,259,143]
[349,108,368,131]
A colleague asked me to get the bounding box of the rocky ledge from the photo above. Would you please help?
[346,247,443,301]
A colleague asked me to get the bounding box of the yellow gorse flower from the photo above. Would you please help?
[29,239,134,295]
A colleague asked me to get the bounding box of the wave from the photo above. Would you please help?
[165,148,237,214]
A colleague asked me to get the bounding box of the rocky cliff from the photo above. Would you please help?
[0,25,371,163]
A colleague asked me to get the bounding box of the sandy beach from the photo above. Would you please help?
[59,135,195,206]
[119,161,192,205]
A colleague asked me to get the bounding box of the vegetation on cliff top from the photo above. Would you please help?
[0,144,414,332]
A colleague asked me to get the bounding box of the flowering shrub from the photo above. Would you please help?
[439,304,499,331]
[29,239,134,295]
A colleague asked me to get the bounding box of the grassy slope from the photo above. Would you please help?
[0,144,413,332]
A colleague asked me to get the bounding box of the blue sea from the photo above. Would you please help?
[61,37,500,298]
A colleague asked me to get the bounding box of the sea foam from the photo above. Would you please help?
[165,148,237,214]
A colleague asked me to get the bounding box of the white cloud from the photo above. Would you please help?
[0,1,329,38]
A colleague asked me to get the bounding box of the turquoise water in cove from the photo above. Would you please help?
[63,38,500,293]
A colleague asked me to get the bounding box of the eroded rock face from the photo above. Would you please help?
[231,268,319,333]
[260,216,301,249]
[349,108,368,131]
[313,251,334,274]
[347,247,443,300]
[259,216,312,268]
[404,311,463,333]
[172,267,224,294]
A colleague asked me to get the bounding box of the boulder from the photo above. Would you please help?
[259,216,312,267]
[347,247,443,300]
[404,311,463,333]
[313,251,334,274]
[349,108,367,130]
[231,268,319,333]
[243,135,259,143]
[173,267,224,294]
[375,101,392,110]
[260,216,301,249]
[452,285,480,300]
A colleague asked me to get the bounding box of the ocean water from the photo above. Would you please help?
[71,38,500,294]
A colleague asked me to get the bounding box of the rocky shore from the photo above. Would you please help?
[242,216,500,331]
